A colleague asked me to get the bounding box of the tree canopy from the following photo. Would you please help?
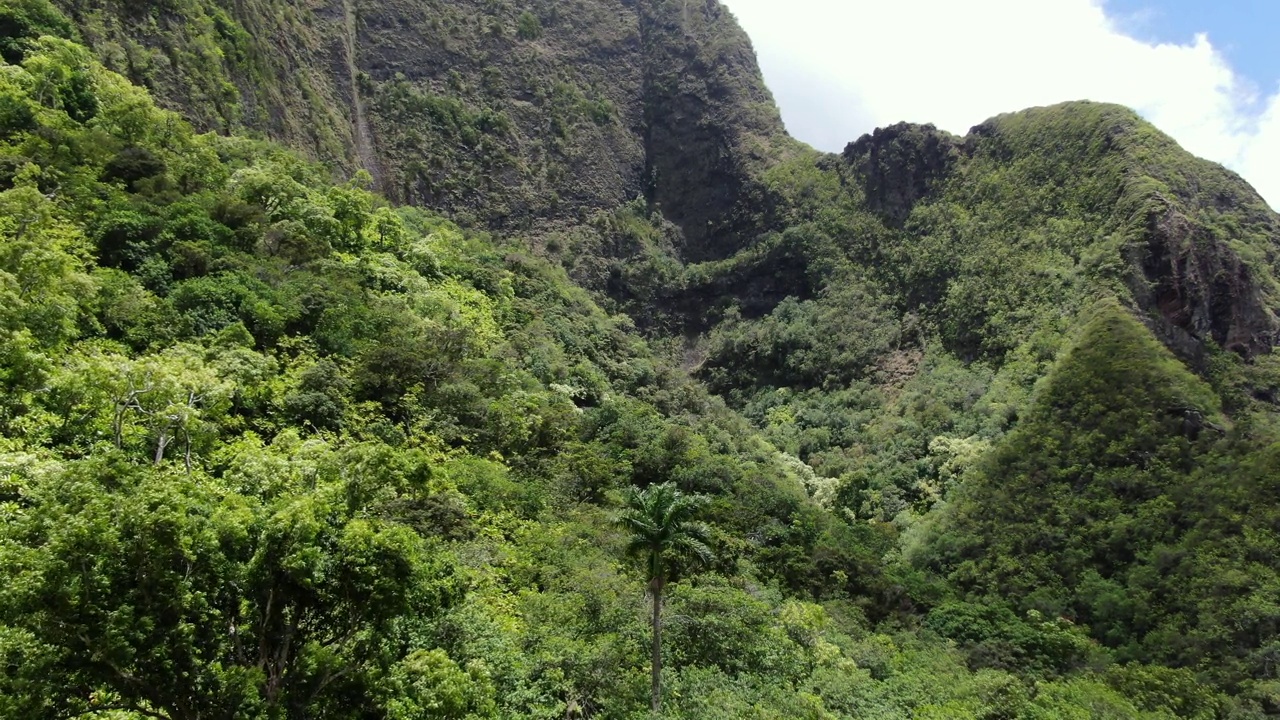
[2,1,1280,717]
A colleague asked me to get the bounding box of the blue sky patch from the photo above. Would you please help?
[1105,0,1280,96]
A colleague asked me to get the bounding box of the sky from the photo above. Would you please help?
[719,0,1280,209]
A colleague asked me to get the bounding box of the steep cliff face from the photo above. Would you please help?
[842,122,960,227]
[54,0,789,246]
[43,2,1280,366]
[637,0,787,260]
[1134,200,1280,362]
[835,103,1280,365]
[53,0,356,161]
[967,102,1280,363]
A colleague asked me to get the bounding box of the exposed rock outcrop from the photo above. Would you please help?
[56,0,789,248]
[843,122,960,226]
[1131,201,1280,361]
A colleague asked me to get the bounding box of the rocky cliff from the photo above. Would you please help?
[48,1,1280,365]
[54,0,791,251]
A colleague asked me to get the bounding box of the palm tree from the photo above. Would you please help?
[617,482,712,714]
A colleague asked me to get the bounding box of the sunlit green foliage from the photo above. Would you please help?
[3,2,1280,717]
[0,24,1088,719]
[923,302,1280,697]
[617,482,712,712]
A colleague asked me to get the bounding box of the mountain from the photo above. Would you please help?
[922,300,1275,683]
[51,0,792,252]
[3,0,1280,717]
[53,0,1280,347]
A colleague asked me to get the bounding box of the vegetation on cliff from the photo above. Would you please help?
[3,0,1280,717]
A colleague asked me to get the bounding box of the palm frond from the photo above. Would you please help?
[614,481,713,582]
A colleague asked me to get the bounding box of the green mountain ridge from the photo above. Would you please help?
[46,1,1280,356]
[3,0,1280,717]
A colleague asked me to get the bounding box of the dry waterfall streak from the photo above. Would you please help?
[343,0,381,185]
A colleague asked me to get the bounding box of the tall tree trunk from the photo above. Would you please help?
[650,575,663,714]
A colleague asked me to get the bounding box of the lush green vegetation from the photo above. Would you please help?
[919,302,1280,692]
[617,482,713,713]
[4,1,1280,717]
[547,97,1280,716]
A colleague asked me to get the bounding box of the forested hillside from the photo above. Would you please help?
[3,0,1280,717]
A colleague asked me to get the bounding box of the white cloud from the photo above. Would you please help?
[720,0,1280,210]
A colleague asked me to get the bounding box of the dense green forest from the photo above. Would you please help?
[2,0,1280,717]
